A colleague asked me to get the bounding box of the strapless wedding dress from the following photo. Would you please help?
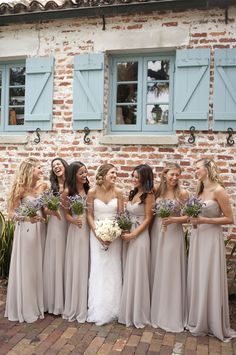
[87,198,122,325]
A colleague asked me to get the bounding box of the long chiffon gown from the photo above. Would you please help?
[63,212,89,323]
[150,205,187,332]
[5,196,46,323]
[43,207,68,315]
[87,198,122,325]
[187,200,236,341]
[119,201,150,328]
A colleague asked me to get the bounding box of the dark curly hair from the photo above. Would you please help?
[129,164,154,204]
[50,158,69,194]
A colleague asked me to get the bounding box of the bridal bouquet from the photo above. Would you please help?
[39,191,61,212]
[15,199,43,221]
[153,199,179,233]
[95,218,122,249]
[181,196,205,229]
[116,211,132,232]
[67,194,86,216]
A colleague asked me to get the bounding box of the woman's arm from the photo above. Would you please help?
[190,186,233,226]
[122,193,155,241]
[116,188,124,214]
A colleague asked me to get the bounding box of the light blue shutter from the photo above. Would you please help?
[24,57,54,131]
[213,48,236,131]
[174,48,210,130]
[73,53,104,130]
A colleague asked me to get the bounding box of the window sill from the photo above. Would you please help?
[0,134,28,144]
[99,135,178,145]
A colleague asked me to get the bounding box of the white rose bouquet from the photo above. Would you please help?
[95,218,122,249]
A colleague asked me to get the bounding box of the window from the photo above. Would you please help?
[0,62,26,132]
[109,54,174,134]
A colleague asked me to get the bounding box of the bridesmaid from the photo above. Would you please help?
[43,158,69,315]
[119,164,155,328]
[150,162,188,332]
[62,161,90,323]
[187,158,236,341]
[5,158,47,323]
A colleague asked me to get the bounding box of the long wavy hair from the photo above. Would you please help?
[95,163,115,186]
[129,164,154,204]
[8,157,39,210]
[196,158,224,196]
[67,161,90,196]
[50,158,69,194]
[155,162,182,201]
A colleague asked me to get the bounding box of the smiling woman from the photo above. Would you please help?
[86,163,124,325]
[5,157,47,323]
[43,157,69,316]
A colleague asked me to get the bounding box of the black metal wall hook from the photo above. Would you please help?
[188,126,196,144]
[34,128,41,144]
[83,127,91,144]
[226,127,234,146]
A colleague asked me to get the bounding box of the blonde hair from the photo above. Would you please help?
[96,164,115,186]
[155,162,182,201]
[196,158,224,195]
[8,158,39,209]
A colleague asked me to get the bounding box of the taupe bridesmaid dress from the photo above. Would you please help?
[150,201,187,332]
[5,196,46,323]
[63,212,89,323]
[43,206,68,314]
[119,201,150,328]
[187,200,236,341]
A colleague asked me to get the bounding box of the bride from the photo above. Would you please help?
[87,163,124,325]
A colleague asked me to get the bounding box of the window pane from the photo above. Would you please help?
[10,67,25,86]
[9,107,24,126]
[147,83,169,104]
[117,84,137,103]
[116,105,137,125]
[147,60,169,81]
[146,104,169,125]
[0,71,2,85]
[9,87,25,105]
[117,62,138,81]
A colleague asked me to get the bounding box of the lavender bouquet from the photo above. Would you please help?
[153,199,179,233]
[67,194,86,216]
[15,199,43,221]
[181,196,205,228]
[39,191,61,212]
[116,211,132,232]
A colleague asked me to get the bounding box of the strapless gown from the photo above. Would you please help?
[150,199,187,332]
[119,201,150,328]
[187,200,236,341]
[5,196,46,323]
[43,206,68,315]
[87,198,122,325]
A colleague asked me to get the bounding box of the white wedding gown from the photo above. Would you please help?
[87,198,122,325]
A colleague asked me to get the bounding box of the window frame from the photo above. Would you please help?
[0,60,26,133]
[109,53,175,134]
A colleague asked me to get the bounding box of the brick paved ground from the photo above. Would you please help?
[0,280,236,355]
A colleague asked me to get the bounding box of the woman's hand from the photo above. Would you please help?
[71,216,83,228]
[45,208,61,220]
[188,216,205,226]
[161,217,175,227]
[28,215,45,224]
[122,231,136,242]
